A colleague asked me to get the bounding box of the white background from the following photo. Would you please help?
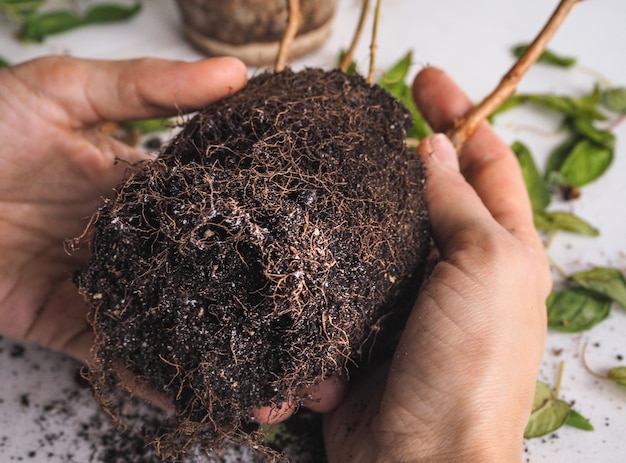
[1,0,626,461]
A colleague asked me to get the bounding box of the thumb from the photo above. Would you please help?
[418,133,495,255]
[11,56,248,125]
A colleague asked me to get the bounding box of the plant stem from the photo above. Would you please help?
[554,360,565,399]
[366,0,382,85]
[340,0,370,73]
[448,0,582,151]
[275,0,302,72]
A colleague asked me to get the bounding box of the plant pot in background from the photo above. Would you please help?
[175,0,337,67]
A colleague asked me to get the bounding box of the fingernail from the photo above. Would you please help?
[420,133,459,171]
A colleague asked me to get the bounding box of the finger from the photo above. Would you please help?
[417,133,499,253]
[251,374,348,424]
[253,400,296,425]
[412,67,536,241]
[299,374,348,413]
[12,56,248,125]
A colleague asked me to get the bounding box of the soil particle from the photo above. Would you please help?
[77,68,431,459]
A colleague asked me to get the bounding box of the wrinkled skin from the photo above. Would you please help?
[323,68,551,462]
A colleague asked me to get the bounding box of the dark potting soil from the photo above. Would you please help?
[76,68,430,460]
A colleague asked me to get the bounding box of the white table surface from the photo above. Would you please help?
[1,1,626,462]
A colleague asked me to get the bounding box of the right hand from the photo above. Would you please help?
[323,67,552,462]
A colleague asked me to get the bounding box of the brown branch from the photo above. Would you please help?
[275,0,303,72]
[366,0,383,85]
[340,0,370,73]
[448,0,582,151]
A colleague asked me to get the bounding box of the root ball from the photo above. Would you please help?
[76,68,430,458]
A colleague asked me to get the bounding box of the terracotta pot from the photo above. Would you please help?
[175,0,337,67]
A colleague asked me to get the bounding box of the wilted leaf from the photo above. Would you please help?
[534,211,599,236]
[512,43,577,68]
[570,267,626,309]
[547,288,611,332]
[512,141,550,212]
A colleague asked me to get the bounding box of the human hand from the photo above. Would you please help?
[323,67,552,462]
[0,55,247,362]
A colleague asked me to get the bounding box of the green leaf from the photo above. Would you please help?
[0,57,9,67]
[121,117,173,134]
[534,211,599,237]
[570,267,626,309]
[512,43,577,68]
[607,366,626,386]
[19,10,83,42]
[500,92,606,121]
[84,2,142,24]
[547,288,612,332]
[601,87,626,114]
[395,83,430,140]
[512,141,550,212]
[336,50,357,75]
[567,117,615,149]
[558,138,613,187]
[565,409,594,431]
[379,51,412,86]
[524,396,571,438]
[531,381,554,412]
[378,53,430,140]
[489,96,524,120]
[0,0,44,22]
[545,136,580,184]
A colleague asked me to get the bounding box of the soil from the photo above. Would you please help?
[75,68,431,460]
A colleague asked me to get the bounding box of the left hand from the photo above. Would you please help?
[0,55,247,361]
